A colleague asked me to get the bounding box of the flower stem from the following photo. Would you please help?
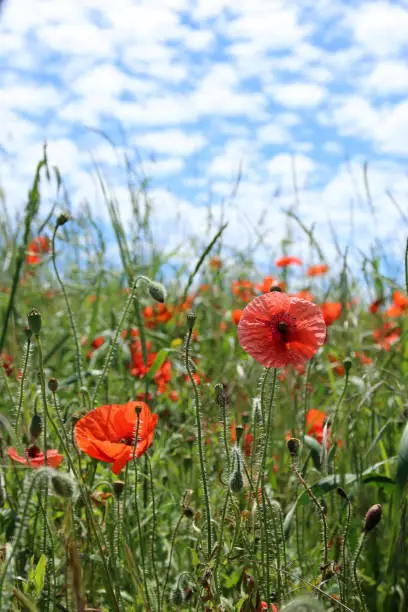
[184,326,213,559]
[352,532,368,612]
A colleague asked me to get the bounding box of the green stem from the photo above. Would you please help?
[352,533,368,612]
[14,336,32,434]
[184,326,213,559]
[148,456,161,612]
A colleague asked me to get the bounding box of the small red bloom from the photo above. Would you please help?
[26,236,49,265]
[328,354,345,376]
[355,351,373,365]
[373,323,400,350]
[275,256,302,268]
[74,401,158,474]
[91,336,105,349]
[8,445,63,468]
[231,279,255,302]
[232,309,243,325]
[293,290,315,302]
[1,353,14,377]
[385,291,408,317]
[306,409,328,445]
[255,276,285,294]
[238,292,326,368]
[369,298,384,314]
[306,264,328,276]
[169,390,179,402]
[320,302,342,326]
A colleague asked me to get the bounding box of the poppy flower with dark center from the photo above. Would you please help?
[74,401,158,474]
[275,256,302,267]
[238,292,326,368]
[8,445,63,468]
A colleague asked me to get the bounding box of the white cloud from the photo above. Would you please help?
[348,1,408,56]
[135,130,206,156]
[257,124,291,144]
[266,153,317,189]
[364,61,408,94]
[272,83,326,108]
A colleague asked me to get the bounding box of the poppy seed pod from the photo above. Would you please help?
[56,213,69,227]
[229,468,244,493]
[287,437,300,457]
[48,378,59,393]
[364,504,382,532]
[27,308,42,336]
[148,280,167,304]
[343,357,352,373]
[186,311,197,331]
[51,472,75,498]
[113,480,125,498]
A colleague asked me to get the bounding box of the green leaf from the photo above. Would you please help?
[34,554,47,597]
[362,473,395,487]
[304,435,322,470]
[146,348,169,381]
[396,422,408,491]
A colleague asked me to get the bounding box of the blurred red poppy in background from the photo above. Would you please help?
[8,445,63,468]
[320,302,342,326]
[74,401,158,474]
[26,236,49,265]
[275,256,302,267]
[238,292,326,368]
[306,264,328,276]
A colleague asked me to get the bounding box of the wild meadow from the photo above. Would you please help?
[0,147,407,612]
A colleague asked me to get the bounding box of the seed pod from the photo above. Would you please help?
[27,308,42,336]
[112,480,125,498]
[287,437,300,457]
[48,378,59,393]
[56,213,69,227]
[170,584,184,606]
[186,311,197,331]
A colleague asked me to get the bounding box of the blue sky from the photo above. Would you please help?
[1,0,408,275]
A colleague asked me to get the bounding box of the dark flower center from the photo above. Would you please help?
[26,445,41,458]
[120,436,135,446]
[271,313,296,342]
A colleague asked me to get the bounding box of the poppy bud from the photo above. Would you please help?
[56,213,69,227]
[170,584,184,606]
[363,504,382,533]
[48,378,59,393]
[270,286,283,293]
[229,447,244,493]
[287,437,300,457]
[112,480,125,498]
[235,425,244,444]
[343,357,352,374]
[51,472,75,499]
[148,281,167,304]
[186,311,197,331]
[29,414,42,442]
[27,308,42,336]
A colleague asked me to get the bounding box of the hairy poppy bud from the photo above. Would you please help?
[363,504,382,532]
[235,425,244,444]
[214,383,227,407]
[186,311,197,331]
[29,414,42,442]
[148,281,167,303]
[56,213,69,227]
[113,480,125,498]
[229,447,244,493]
[51,472,75,499]
[170,584,184,606]
[287,437,300,457]
[48,378,59,393]
[27,308,42,336]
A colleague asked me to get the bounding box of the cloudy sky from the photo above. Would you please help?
[1,0,408,273]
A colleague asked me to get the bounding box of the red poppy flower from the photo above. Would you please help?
[306,409,328,445]
[237,292,326,368]
[369,298,383,314]
[74,401,158,475]
[292,290,315,302]
[255,276,285,293]
[275,256,302,268]
[231,279,255,302]
[328,354,345,376]
[91,336,105,349]
[232,309,243,325]
[26,236,49,265]
[385,291,408,317]
[306,264,328,276]
[320,302,342,326]
[8,445,63,468]
[373,323,400,350]
[355,351,373,365]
